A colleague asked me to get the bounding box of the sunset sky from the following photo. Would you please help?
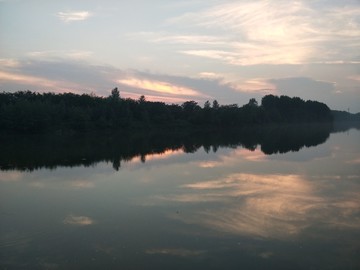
[1,0,359,111]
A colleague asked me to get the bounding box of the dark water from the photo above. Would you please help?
[1,124,359,269]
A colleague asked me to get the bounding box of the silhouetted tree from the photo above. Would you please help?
[110,87,120,100]
[204,100,211,109]
[247,98,257,107]
[212,100,220,109]
[138,95,146,104]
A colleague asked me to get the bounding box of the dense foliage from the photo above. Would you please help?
[0,89,334,133]
[331,110,360,122]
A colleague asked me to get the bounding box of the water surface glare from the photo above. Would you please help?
[1,126,359,269]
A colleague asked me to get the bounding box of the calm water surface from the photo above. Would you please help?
[1,125,359,269]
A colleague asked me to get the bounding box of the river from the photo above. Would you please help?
[1,123,359,269]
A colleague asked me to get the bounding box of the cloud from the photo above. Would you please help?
[57,11,93,22]
[0,59,118,95]
[135,31,307,66]
[228,78,276,95]
[131,32,227,46]
[182,41,315,66]
[5,58,353,109]
[165,0,360,65]
[181,50,239,63]
[126,71,264,105]
[0,58,257,104]
[198,72,223,79]
[0,58,21,68]
[27,50,94,60]
[118,73,265,104]
[118,77,202,98]
[0,70,59,89]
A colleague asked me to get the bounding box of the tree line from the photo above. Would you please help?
[0,88,334,133]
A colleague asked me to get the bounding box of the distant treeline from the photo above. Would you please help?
[331,110,360,122]
[0,89,334,133]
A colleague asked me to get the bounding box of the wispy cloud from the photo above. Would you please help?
[165,0,360,65]
[0,58,21,68]
[116,71,262,104]
[131,32,227,46]
[0,69,95,95]
[0,59,117,95]
[57,11,93,23]
[0,58,255,104]
[118,77,203,98]
[181,45,311,66]
[0,70,59,89]
[27,50,94,60]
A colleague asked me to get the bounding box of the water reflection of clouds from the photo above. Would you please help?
[154,193,228,204]
[234,148,267,162]
[197,148,266,168]
[124,148,206,169]
[63,215,95,226]
[0,165,112,190]
[157,173,360,239]
[346,158,360,164]
[28,179,96,189]
[143,149,184,162]
[122,149,185,167]
[146,248,206,257]
[0,171,23,182]
[0,167,99,189]
[70,180,95,189]
[29,181,46,188]
[0,232,32,250]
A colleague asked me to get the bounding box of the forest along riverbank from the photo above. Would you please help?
[0,90,340,134]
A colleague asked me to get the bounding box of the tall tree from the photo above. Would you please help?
[110,87,120,101]
[212,100,220,109]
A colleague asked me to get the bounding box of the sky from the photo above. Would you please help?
[0,0,359,111]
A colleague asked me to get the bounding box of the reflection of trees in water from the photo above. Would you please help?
[0,123,341,171]
[260,124,331,154]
